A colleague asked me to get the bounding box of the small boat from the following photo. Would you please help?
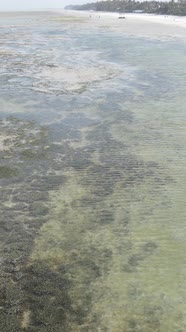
[118,12,126,19]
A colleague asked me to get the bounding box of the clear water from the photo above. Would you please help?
[0,12,186,332]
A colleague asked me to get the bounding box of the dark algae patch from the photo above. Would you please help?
[0,11,186,332]
[0,165,19,178]
[20,149,47,160]
[0,116,69,331]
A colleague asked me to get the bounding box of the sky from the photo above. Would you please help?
[0,0,94,11]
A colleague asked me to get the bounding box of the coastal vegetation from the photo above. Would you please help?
[65,0,186,16]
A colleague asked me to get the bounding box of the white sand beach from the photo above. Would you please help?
[62,9,186,40]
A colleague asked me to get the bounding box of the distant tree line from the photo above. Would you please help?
[65,0,186,16]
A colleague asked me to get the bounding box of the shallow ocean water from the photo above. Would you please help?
[0,11,186,332]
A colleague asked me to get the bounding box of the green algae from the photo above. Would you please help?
[0,165,19,178]
[21,149,47,160]
[0,117,62,331]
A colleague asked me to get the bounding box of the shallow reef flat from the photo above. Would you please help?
[0,11,186,332]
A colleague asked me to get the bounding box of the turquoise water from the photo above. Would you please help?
[0,12,186,332]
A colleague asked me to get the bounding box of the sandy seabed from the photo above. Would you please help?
[0,9,186,332]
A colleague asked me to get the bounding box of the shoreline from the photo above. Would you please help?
[58,9,186,41]
[64,9,186,28]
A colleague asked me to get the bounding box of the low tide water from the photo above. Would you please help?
[0,11,186,332]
